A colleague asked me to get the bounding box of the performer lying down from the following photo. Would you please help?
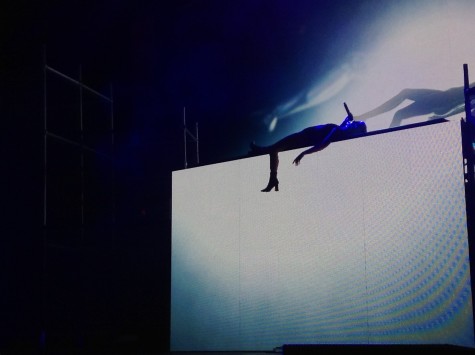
[250,103,367,192]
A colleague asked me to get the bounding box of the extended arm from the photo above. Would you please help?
[293,103,352,166]
[292,125,338,166]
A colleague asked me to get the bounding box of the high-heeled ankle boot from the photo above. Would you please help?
[261,172,279,192]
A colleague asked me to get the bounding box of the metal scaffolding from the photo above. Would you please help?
[183,107,199,168]
[43,49,115,234]
[462,64,475,347]
[463,64,475,187]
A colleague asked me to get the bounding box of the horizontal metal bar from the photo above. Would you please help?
[45,131,113,159]
[45,65,113,102]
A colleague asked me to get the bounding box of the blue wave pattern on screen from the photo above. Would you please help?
[171,121,474,350]
[362,124,472,344]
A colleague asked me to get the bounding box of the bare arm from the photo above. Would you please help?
[293,125,338,166]
[293,104,352,166]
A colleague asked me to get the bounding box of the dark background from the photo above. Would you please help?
[0,0,437,353]
[0,1,336,353]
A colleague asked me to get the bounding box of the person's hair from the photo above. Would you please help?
[339,120,367,139]
[351,121,367,135]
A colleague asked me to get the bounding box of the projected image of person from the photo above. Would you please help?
[355,84,475,128]
[250,103,367,192]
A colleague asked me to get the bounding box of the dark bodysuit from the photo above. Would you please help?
[279,123,340,151]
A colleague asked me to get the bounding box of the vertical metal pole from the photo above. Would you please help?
[464,64,475,182]
[464,64,471,124]
[41,46,48,352]
[462,65,475,342]
[43,48,48,227]
[79,65,85,229]
[196,122,199,165]
[110,84,115,226]
[184,107,187,169]
[110,84,115,152]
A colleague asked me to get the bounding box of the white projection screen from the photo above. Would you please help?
[171,120,474,351]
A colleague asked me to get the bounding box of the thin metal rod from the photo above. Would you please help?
[46,131,112,159]
[43,47,48,227]
[42,47,49,350]
[110,84,115,152]
[110,84,116,225]
[464,64,470,123]
[45,65,112,102]
[184,107,187,169]
[183,107,200,168]
[79,65,85,227]
[196,122,199,165]
[185,127,198,140]
[463,64,475,191]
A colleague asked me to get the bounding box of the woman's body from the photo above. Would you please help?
[250,103,367,191]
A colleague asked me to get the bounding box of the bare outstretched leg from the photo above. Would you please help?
[356,88,443,126]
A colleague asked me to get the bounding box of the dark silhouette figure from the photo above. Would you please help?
[355,84,475,128]
[250,103,367,192]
